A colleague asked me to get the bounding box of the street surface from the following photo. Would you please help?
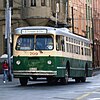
[0,71,100,100]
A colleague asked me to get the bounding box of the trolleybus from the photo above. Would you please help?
[13,26,93,86]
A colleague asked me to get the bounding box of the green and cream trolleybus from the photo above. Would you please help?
[13,26,93,86]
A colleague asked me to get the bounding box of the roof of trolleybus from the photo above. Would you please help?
[15,26,91,43]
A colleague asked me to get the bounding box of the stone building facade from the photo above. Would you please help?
[0,0,66,56]
[68,0,92,40]
[93,0,100,68]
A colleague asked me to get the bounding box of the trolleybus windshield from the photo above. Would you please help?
[16,35,54,51]
[35,35,53,50]
[16,35,34,50]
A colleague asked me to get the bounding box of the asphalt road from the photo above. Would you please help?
[0,71,100,100]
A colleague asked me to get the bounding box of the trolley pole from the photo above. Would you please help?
[55,2,59,27]
[6,0,12,81]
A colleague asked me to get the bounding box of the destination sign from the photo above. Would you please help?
[21,29,47,34]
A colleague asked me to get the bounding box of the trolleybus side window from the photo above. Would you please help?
[81,47,84,55]
[56,35,65,51]
[16,35,34,50]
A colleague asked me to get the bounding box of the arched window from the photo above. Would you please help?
[41,0,46,6]
[31,0,36,6]
[23,0,26,7]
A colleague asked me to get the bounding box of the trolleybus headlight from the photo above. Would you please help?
[16,60,21,65]
[47,60,52,64]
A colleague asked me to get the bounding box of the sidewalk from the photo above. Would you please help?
[0,74,19,86]
[93,67,100,76]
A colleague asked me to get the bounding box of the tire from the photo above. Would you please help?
[85,64,88,77]
[80,77,86,82]
[80,72,86,82]
[75,78,80,83]
[19,77,28,86]
[60,70,68,85]
[80,65,87,82]
[47,77,58,85]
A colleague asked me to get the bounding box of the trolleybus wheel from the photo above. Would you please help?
[75,78,80,83]
[19,77,28,86]
[80,65,87,82]
[80,77,86,82]
[80,71,86,82]
[47,77,58,85]
[60,70,68,85]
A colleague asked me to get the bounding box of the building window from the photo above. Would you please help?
[31,0,36,6]
[41,0,46,6]
[3,0,6,8]
[88,6,90,20]
[11,9,13,15]
[9,0,13,7]
[86,4,87,20]
[4,0,13,8]
[23,0,27,7]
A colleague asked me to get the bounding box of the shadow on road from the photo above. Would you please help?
[16,80,91,88]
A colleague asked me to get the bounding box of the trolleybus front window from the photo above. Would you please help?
[16,35,34,50]
[35,35,53,50]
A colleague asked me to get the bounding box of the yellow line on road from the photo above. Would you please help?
[76,89,100,100]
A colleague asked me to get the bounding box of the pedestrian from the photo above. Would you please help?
[2,60,8,83]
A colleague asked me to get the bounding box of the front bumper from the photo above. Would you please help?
[13,70,57,76]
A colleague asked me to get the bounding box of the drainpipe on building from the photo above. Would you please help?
[92,18,95,69]
[64,0,67,25]
[72,7,74,34]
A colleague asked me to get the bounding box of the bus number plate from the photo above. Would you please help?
[30,52,38,55]
[29,68,37,71]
